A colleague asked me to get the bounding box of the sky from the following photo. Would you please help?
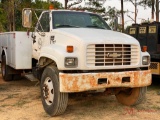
[36,0,154,27]
[104,0,152,26]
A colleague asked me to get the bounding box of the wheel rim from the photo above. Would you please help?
[43,77,54,105]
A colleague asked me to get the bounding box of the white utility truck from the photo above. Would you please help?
[0,7,151,116]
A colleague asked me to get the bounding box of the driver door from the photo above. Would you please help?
[32,11,50,59]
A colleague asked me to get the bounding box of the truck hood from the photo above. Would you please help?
[54,28,138,44]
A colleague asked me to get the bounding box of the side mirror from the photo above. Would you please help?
[22,8,32,28]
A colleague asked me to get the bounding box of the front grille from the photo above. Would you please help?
[86,44,139,66]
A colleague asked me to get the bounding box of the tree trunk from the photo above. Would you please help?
[12,0,15,31]
[134,0,137,24]
[156,0,159,22]
[121,0,124,32]
[65,0,68,9]
[151,0,155,20]
[9,0,15,31]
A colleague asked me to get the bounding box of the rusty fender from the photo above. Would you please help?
[59,70,152,92]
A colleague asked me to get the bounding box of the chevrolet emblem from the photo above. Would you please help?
[107,53,122,58]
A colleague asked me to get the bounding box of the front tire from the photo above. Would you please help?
[115,87,147,106]
[1,55,12,81]
[40,65,68,116]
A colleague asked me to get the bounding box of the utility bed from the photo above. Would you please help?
[0,32,32,69]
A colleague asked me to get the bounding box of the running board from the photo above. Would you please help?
[25,74,39,82]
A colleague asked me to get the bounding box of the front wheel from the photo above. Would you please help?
[115,87,147,106]
[40,65,68,116]
[1,55,12,81]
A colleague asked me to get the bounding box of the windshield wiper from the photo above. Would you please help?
[86,25,105,29]
[56,24,80,28]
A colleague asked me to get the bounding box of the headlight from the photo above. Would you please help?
[142,56,150,65]
[65,57,78,68]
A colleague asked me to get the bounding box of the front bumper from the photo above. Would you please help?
[59,70,151,92]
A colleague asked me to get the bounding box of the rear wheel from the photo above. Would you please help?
[115,87,147,106]
[40,65,68,116]
[1,56,12,81]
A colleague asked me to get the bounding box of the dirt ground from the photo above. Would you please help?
[0,74,160,120]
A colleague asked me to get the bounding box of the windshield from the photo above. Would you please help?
[52,11,111,30]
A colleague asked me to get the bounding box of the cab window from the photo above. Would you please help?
[36,12,49,32]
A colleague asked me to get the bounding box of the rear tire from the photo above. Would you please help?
[115,87,147,106]
[1,56,12,81]
[40,65,68,116]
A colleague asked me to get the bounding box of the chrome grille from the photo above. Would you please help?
[86,44,139,66]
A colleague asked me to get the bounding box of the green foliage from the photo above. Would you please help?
[104,6,121,30]
[106,6,121,18]
[0,5,7,32]
[0,0,63,32]
[52,1,63,9]
[70,1,105,13]
[138,0,152,8]
[92,1,102,8]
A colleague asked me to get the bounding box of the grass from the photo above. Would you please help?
[0,94,18,102]
[0,104,11,108]
[7,94,14,99]
[150,105,160,110]
[67,94,124,120]
[0,108,4,112]
[13,100,30,107]
[0,86,7,91]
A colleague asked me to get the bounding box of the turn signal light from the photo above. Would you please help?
[142,46,147,52]
[49,4,54,10]
[67,46,74,53]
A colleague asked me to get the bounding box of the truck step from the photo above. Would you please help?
[25,74,39,82]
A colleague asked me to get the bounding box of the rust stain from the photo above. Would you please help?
[59,70,152,92]
[134,72,139,86]
[115,76,121,83]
